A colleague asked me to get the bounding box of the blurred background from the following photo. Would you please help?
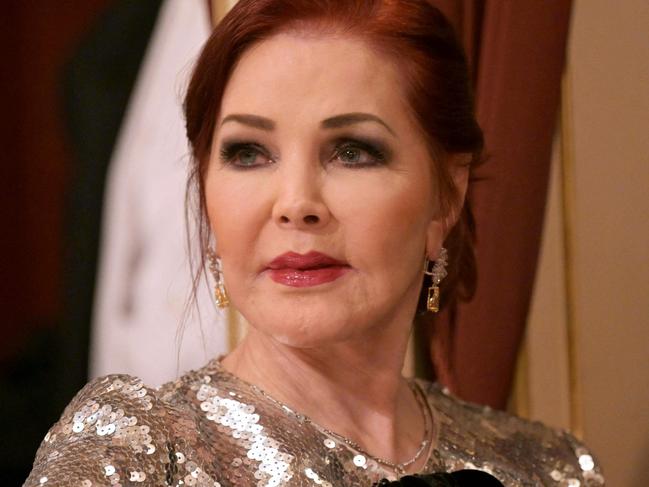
[0,1,647,486]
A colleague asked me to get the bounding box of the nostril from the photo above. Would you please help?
[303,215,319,224]
[280,215,290,223]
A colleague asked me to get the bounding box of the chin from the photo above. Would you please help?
[241,296,369,349]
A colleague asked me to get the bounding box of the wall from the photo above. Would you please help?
[525,1,649,485]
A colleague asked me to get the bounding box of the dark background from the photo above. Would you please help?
[0,1,161,483]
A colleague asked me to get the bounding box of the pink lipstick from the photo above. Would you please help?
[266,251,350,287]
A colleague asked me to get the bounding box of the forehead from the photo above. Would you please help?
[219,32,411,125]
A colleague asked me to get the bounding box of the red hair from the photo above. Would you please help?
[184,0,483,312]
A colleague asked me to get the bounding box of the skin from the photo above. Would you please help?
[205,32,468,471]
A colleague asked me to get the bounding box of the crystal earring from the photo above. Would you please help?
[206,249,229,308]
[424,247,448,313]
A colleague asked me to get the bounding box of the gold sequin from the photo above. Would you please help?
[24,359,605,486]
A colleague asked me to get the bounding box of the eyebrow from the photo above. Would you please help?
[220,114,276,131]
[321,112,396,136]
[219,111,396,136]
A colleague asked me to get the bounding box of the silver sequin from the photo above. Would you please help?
[24,360,605,486]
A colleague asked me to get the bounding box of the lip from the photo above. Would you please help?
[266,251,350,288]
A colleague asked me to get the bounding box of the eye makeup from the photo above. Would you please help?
[328,136,392,168]
[218,140,274,169]
[217,134,393,170]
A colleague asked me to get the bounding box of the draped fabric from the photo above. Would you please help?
[430,1,574,409]
[89,0,228,388]
[62,0,164,403]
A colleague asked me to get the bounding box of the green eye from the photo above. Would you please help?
[239,149,260,166]
[219,142,272,169]
[333,139,387,167]
[340,148,362,163]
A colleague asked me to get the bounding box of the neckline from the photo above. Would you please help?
[206,357,439,478]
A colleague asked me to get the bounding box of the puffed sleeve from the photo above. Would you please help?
[23,375,168,486]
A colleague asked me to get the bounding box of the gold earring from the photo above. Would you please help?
[206,249,229,308]
[424,247,448,313]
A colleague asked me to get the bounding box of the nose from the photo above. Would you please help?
[271,163,331,230]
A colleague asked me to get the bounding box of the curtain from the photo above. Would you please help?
[431,0,574,409]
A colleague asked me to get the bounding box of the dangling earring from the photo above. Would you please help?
[206,249,229,308]
[424,247,448,313]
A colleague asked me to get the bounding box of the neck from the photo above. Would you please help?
[221,312,427,470]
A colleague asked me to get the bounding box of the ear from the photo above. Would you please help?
[444,154,470,230]
[425,154,471,259]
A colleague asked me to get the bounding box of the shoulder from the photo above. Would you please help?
[24,374,173,486]
[24,365,237,487]
[417,380,605,486]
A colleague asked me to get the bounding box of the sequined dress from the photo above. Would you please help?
[25,359,604,486]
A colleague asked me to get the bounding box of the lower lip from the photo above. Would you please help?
[268,266,350,287]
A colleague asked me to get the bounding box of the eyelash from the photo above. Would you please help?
[331,138,387,168]
[218,138,388,169]
[219,141,272,169]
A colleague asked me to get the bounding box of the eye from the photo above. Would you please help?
[219,142,273,169]
[331,138,388,168]
[338,147,364,164]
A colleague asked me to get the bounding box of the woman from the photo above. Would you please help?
[25,1,604,486]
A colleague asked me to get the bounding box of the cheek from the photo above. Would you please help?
[328,172,433,273]
[204,169,269,258]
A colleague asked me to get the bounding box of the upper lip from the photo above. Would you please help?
[267,251,348,270]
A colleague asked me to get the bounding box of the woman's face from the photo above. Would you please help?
[206,33,450,347]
